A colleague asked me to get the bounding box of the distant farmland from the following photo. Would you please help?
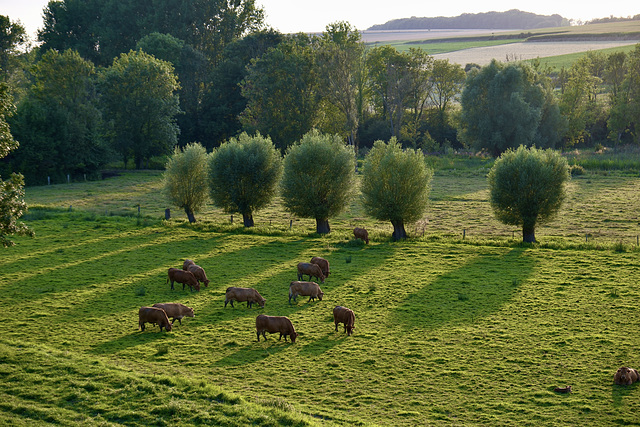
[363,21,640,66]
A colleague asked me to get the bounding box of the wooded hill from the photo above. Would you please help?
[368,9,569,31]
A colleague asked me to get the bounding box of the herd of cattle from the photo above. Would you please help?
[138,228,369,342]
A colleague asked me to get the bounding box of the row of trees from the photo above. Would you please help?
[164,130,569,243]
[2,6,640,184]
[163,131,433,240]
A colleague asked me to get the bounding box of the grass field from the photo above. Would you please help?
[2,155,640,425]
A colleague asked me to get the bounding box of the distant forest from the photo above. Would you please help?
[367,9,569,31]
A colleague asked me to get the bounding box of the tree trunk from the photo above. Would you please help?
[522,225,536,243]
[391,220,407,241]
[316,218,330,234]
[184,206,196,223]
[242,212,254,227]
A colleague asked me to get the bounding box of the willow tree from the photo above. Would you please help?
[162,143,209,223]
[281,130,355,234]
[488,145,570,243]
[208,132,282,227]
[361,138,432,241]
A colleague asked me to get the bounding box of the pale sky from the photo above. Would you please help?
[1,0,638,40]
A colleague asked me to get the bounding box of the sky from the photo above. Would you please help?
[1,0,638,40]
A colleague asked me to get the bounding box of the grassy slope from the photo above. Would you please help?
[2,166,640,426]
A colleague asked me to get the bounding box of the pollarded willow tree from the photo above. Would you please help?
[0,80,34,247]
[488,145,570,243]
[162,143,209,223]
[208,132,282,227]
[361,138,433,241]
[281,130,355,234]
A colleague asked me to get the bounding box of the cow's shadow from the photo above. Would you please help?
[91,329,173,355]
[612,382,638,406]
[213,340,291,367]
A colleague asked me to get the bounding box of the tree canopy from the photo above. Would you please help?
[361,138,433,240]
[460,60,562,156]
[162,143,209,223]
[280,130,355,234]
[99,50,180,169]
[487,145,570,243]
[0,80,33,246]
[208,132,282,227]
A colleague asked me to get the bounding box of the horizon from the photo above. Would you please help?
[1,0,638,40]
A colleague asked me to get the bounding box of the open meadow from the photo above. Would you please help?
[1,154,640,426]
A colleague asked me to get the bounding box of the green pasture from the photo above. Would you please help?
[2,156,640,425]
[530,44,639,70]
[371,39,524,54]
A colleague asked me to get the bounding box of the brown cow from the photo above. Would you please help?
[225,287,265,308]
[182,259,196,270]
[614,367,640,385]
[333,306,355,336]
[310,256,330,278]
[353,227,369,244]
[152,303,195,325]
[289,281,324,303]
[166,268,200,292]
[256,314,297,343]
[297,262,325,284]
[139,306,172,332]
[187,264,210,287]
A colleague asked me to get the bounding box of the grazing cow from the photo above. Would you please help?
[225,287,265,308]
[353,227,369,244]
[297,262,325,284]
[333,306,355,336]
[166,267,200,292]
[614,367,640,385]
[255,314,297,343]
[310,256,330,278]
[289,281,324,303]
[187,264,210,287]
[182,259,196,270]
[139,306,172,332]
[152,303,195,325]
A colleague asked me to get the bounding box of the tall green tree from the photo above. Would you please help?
[281,130,355,234]
[204,29,284,147]
[488,145,569,243]
[460,60,559,156]
[428,59,466,144]
[316,22,365,150]
[361,138,433,241]
[39,0,265,67]
[240,34,319,151]
[0,15,27,82]
[208,132,282,227]
[609,45,640,143]
[0,80,33,246]
[162,143,209,223]
[99,50,180,169]
[7,49,107,184]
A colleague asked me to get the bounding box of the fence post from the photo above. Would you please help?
[289,220,293,230]
[67,174,70,183]
[47,176,50,185]
[230,215,233,224]
[164,209,171,220]
[463,229,466,239]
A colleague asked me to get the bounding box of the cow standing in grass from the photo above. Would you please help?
[353,227,369,244]
[289,281,324,303]
[310,256,330,278]
[297,262,325,283]
[225,287,265,308]
[256,314,297,343]
[166,267,200,292]
[139,307,172,332]
[152,303,194,325]
[333,306,355,336]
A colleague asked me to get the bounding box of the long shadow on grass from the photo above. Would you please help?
[92,330,173,355]
[213,340,291,366]
[391,248,534,328]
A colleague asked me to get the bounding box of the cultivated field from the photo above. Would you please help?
[364,21,640,66]
[1,155,639,425]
